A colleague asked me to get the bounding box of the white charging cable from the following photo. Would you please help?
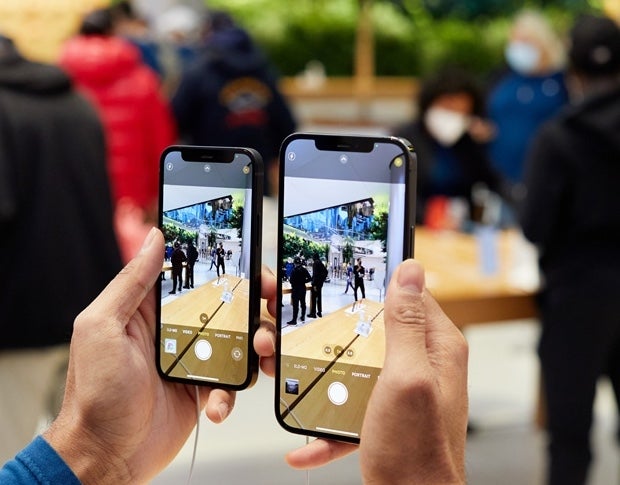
[186,385,201,485]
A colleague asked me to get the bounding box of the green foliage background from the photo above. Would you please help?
[282,233,329,262]
[162,222,198,244]
[206,0,602,78]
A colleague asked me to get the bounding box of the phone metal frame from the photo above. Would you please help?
[275,132,416,443]
[156,145,263,390]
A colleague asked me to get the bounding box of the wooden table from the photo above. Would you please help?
[280,300,385,436]
[159,275,250,384]
[161,275,248,332]
[414,227,540,328]
[283,300,385,368]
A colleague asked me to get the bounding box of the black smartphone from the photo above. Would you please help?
[275,133,416,442]
[156,145,263,390]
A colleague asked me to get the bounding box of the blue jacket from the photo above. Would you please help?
[487,69,568,183]
[0,436,80,484]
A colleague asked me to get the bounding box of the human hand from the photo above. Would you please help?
[468,116,496,144]
[113,197,155,264]
[43,228,236,485]
[253,266,358,468]
[360,259,468,484]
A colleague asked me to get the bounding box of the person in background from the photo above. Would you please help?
[344,261,354,294]
[108,1,164,79]
[0,229,468,484]
[392,65,506,228]
[151,3,207,95]
[519,14,620,485]
[308,252,328,318]
[171,10,297,196]
[208,245,217,271]
[0,35,122,462]
[58,7,177,263]
[287,257,311,326]
[353,257,366,302]
[168,241,186,295]
[183,239,199,289]
[110,2,207,98]
[216,241,226,277]
[487,9,569,190]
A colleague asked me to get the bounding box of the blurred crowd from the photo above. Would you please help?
[0,2,619,484]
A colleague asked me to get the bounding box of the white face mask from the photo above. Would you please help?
[424,107,470,146]
[505,41,541,75]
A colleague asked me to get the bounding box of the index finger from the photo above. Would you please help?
[261,265,278,317]
[285,439,357,469]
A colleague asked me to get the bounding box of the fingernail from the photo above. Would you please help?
[396,260,424,294]
[217,402,230,421]
[140,227,157,253]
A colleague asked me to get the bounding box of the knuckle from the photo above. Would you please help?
[390,298,426,326]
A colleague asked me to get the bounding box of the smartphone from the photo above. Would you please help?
[275,133,416,442]
[156,145,263,390]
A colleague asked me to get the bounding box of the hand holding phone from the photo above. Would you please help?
[156,146,263,389]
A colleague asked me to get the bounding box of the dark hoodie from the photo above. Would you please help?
[519,84,620,285]
[0,37,122,349]
[172,25,296,194]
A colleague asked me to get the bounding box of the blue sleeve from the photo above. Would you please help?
[0,436,81,484]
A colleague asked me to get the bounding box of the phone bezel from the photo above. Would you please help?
[274,132,416,443]
[156,145,263,390]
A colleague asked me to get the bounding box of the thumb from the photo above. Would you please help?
[382,259,428,371]
[85,227,164,327]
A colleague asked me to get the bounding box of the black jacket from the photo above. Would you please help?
[312,259,328,286]
[519,85,620,286]
[0,39,122,349]
[289,265,311,296]
[172,26,296,194]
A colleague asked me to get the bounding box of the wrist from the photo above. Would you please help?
[43,414,131,485]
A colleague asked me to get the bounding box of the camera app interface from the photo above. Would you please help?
[279,138,408,440]
[159,150,255,385]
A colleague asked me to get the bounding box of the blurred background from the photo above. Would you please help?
[1,1,619,484]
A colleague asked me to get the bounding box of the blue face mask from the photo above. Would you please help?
[505,41,541,75]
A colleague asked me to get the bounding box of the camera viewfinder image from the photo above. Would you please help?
[159,151,256,386]
[278,137,409,439]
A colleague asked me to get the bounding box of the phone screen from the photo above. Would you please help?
[157,146,262,389]
[276,134,415,442]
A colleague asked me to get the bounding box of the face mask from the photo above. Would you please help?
[505,41,541,75]
[424,107,470,146]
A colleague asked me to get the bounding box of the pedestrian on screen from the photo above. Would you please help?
[354,258,366,301]
[168,242,186,294]
[308,253,328,318]
[183,240,198,289]
[216,242,226,277]
[286,257,311,326]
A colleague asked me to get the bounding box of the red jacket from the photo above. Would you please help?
[59,35,176,210]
